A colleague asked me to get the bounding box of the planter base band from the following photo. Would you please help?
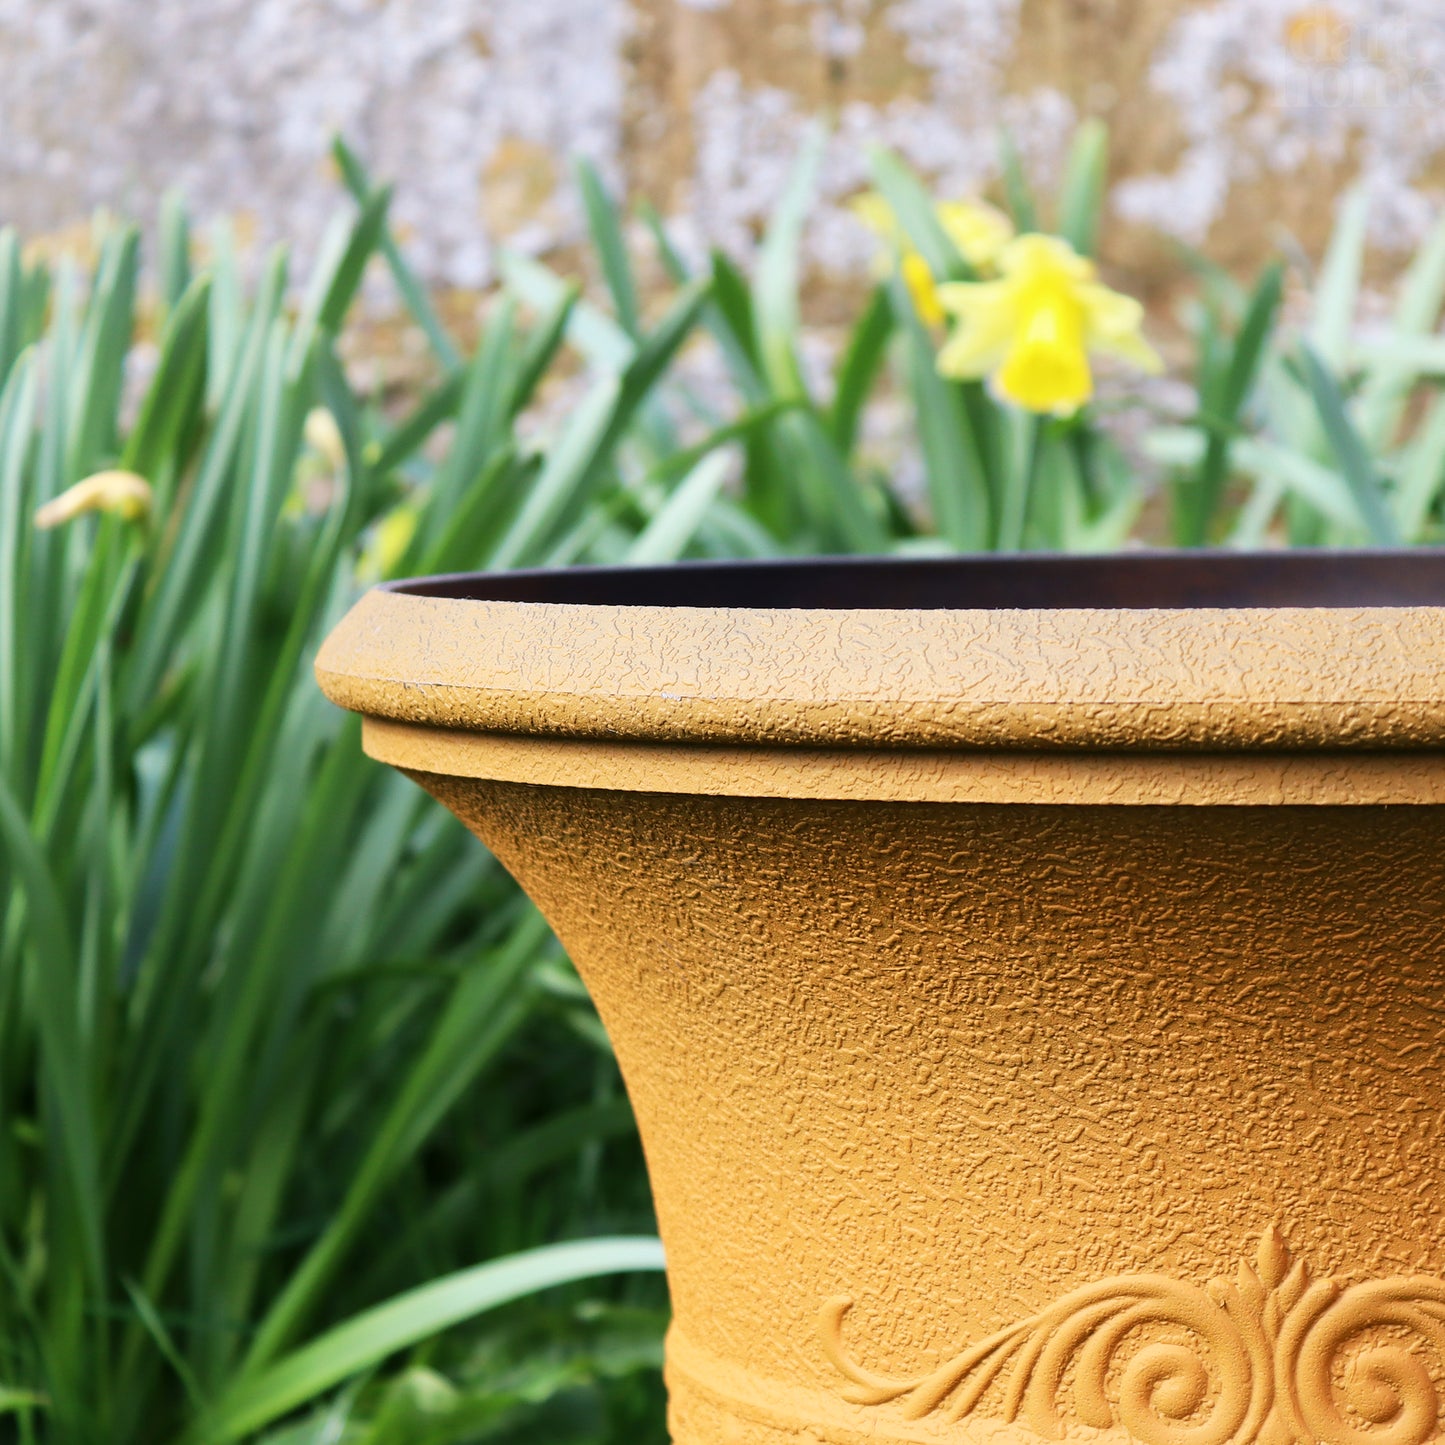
[669,1227,1445,1445]
[364,717,1445,806]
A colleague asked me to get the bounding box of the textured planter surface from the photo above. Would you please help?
[318,554,1445,1445]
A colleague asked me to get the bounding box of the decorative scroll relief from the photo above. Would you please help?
[821,1228,1445,1445]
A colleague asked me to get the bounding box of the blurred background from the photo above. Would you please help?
[6,0,1444,302]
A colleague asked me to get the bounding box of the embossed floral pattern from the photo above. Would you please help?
[822,1228,1445,1445]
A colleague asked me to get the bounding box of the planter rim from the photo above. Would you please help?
[372,549,1445,610]
[314,550,1445,754]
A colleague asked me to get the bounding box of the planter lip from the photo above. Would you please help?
[315,549,1445,754]
[374,548,1445,611]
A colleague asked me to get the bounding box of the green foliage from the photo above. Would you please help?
[1149,196,1445,546]
[0,164,694,1445]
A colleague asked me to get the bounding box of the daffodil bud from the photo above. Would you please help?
[304,407,346,472]
[359,504,419,580]
[34,470,153,529]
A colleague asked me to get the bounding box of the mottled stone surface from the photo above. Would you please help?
[4,0,1444,297]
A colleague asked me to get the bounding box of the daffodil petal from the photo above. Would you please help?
[935,280,1010,322]
[1094,328,1164,373]
[937,329,1012,379]
[1080,284,1164,372]
[937,199,1014,270]
[902,252,945,328]
[1078,281,1143,334]
[998,233,1095,283]
[935,281,1015,379]
[849,192,900,245]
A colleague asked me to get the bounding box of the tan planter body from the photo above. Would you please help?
[317,554,1445,1445]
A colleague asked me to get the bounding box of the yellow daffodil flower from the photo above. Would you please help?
[899,252,947,328]
[303,406,347,471]
[34,470,153,529]
[936,233,1162,415]
[851,191,1014,327]
[359,503,419,580]
[936,200,1015,273]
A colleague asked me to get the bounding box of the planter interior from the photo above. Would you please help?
[317,552,1445,1445]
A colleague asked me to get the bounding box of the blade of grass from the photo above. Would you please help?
[0,773,104,1292]
[0,230,25,382]
[201,1239,667,1444]
[157,191,191,316]
[120,1280,205,1413]
[509,283,580,416]
[997,411,1043,551]
[242,911,549,1372]
[637,400,795,492]
[124,247,286,711]
[332,137,460,372]
[31,528,140,838]
[0,353,38,789]
[0,1389,48,1416]
[997,130,1038,232]
[829,285,892,455]
[754,136,886,551]
[417,447,531,575]
[119,275,211,500]
[866,148,969,282]
[1393,389,1445,539]
[367,369,464,478]
[296,185,392,347]
[1297,341,1401,544]
[1176,262,1283,545]
[487,378,621,569]
[755,126,825,399]
[638,200,692,286]
[408,298,517,562]
[708,250,765,391]
[66,225,140,478]
[1311,187,1369,369]
[490,281,710,568]
[626,450,733,563]
[892,277,990,550]
[205,220,245,407]
[498,251,634,371]
[575,158,641,339]
[1357,211,1445,450]
[1055,119,1109,256]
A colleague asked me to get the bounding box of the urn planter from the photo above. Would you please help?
[317,552,1445,1445]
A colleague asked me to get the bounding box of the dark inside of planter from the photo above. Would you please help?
[387,550,1445,611]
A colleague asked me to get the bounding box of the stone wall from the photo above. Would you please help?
[2,0,1442,298]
